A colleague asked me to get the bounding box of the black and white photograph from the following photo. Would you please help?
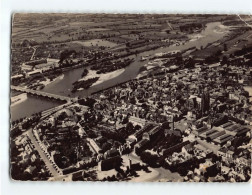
[8,13,252,182]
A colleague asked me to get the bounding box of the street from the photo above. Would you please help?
[26,129,60,177]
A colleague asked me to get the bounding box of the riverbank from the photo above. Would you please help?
[10,95,62,122]
[11,93,27,107]
[213,23,230,34]
[30,74,64,90]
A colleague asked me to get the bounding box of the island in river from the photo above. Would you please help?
[12,20,236,121]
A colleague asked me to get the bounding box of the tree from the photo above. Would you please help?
[78,98,96,108]
[221,56,228,65]
[162,122,170,129]
[140,151,160,167]
[206,137,212,143]
[102,142,112,153]
[184,57,195,69]
[177,166,188,176]
[224,43,227,51]
[129,97,136,104]
[135,125,141,131]
[126,122,134,135]
[57,111,68,121]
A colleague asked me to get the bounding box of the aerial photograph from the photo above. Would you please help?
[10,13,252,182]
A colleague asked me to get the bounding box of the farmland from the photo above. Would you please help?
[11,14,252,78]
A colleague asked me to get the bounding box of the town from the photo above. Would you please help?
[10,13,252,182]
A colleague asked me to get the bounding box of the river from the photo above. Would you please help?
[11,22,229,121]
[10,94,62,121]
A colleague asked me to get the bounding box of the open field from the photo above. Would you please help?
[71,39,118,48]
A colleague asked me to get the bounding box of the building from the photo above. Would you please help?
[134,139,149,154]
[25,69,42,77]
[34,58,60,70]
[213,134,234,145]
[22,58,59,71]
[201,90,210,116]
[236,156,251,167]
[11,74,24,82]
[98,156,122,171]
[160,140,195,157]
[126,136,137,147]
[192,126,209,136]
[217,147,234,163]
[220,122,233,129]
[22,59,47,71]
[208,129,226,141]
[142,126,164,141]
[72,171,85,181]
[224,124,250,137]
[132,124,156,141]
[86,138,102,154]
[199,129,218,139]
[129,116,146,127]
[104,149,120,159]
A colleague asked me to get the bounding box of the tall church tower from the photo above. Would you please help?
[201,88,210,116]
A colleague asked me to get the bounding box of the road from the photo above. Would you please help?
[26,129,60,177]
